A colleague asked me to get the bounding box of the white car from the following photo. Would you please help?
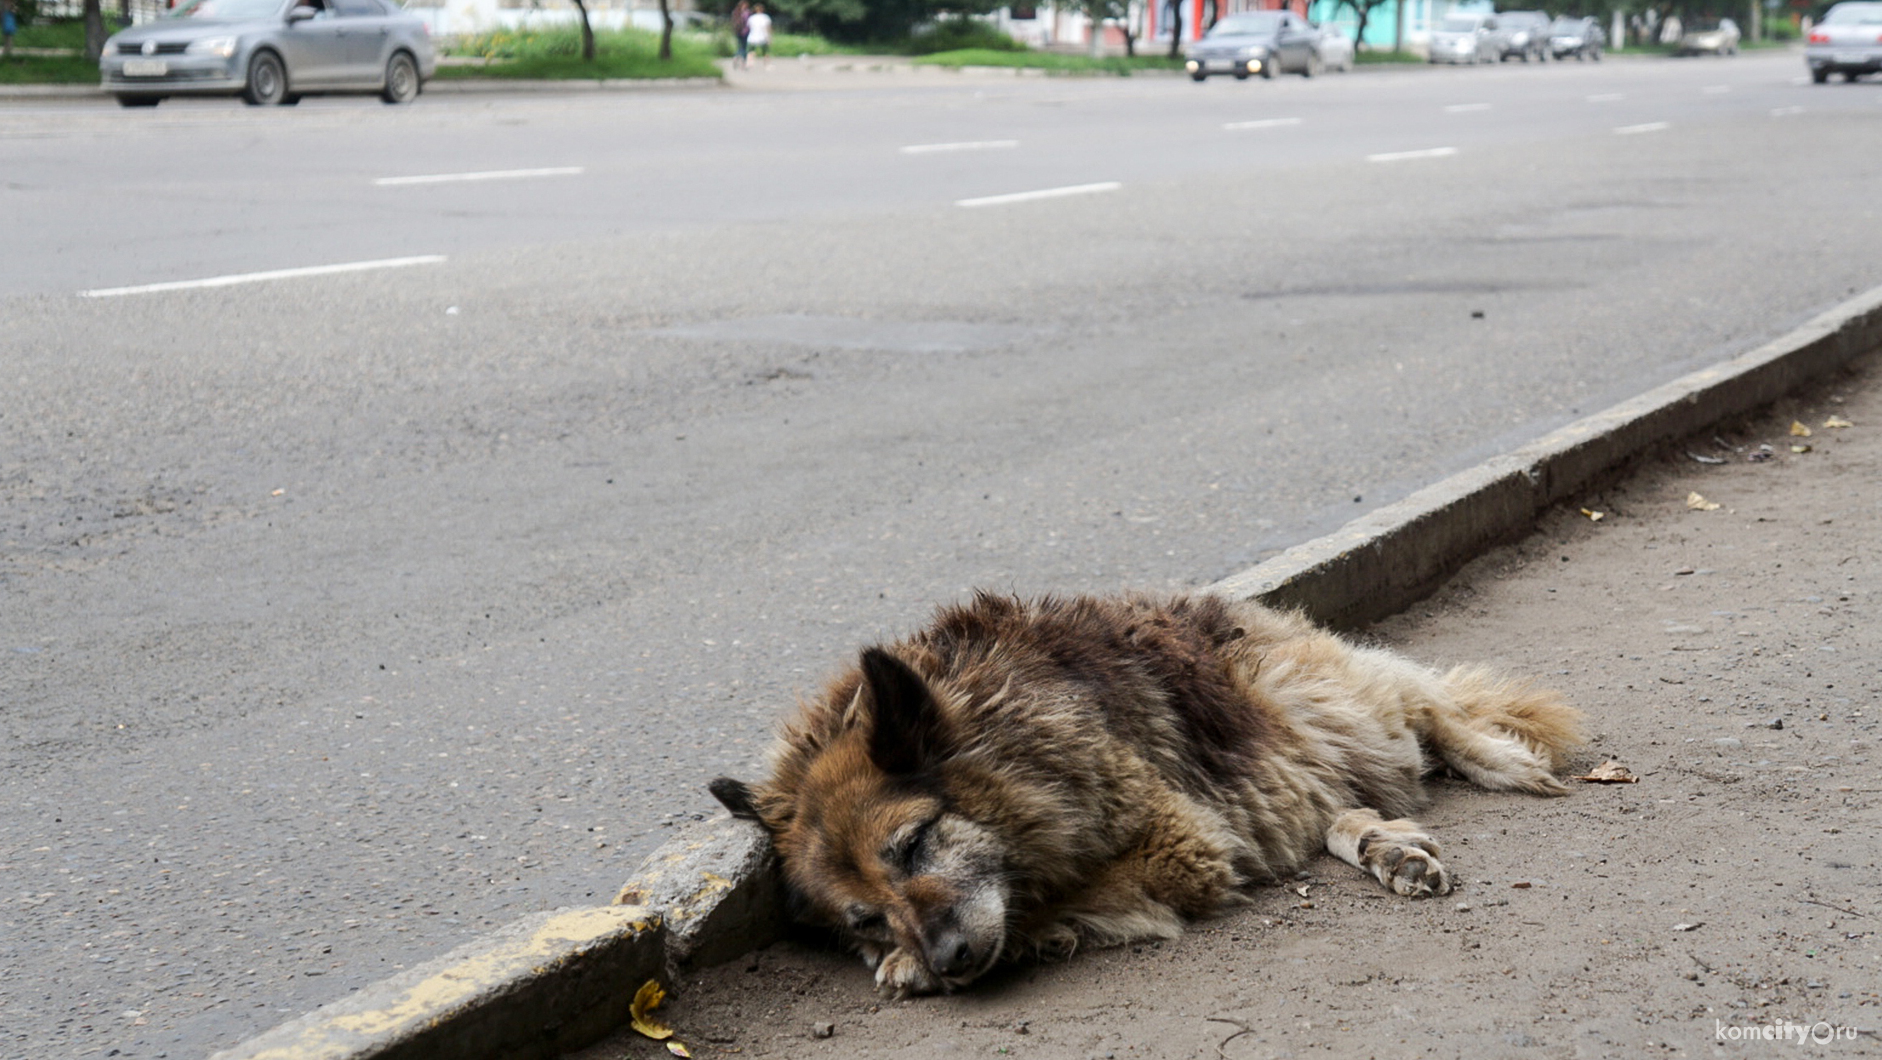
[1807,1,1882,82]
[1428,13,1497,64]
[1676,17,1740,55]
[1313,23,1356,72]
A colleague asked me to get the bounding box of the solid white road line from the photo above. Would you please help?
[1223,117,1303,130]
[1366,147,1457,163]
[374,167,584,186]
[1587,92,1626,102]
[955,182,1121,208]
[900,140,1019,154]
[1444,103,1492,113]
[1614,121,1670,135]
[79,255,447,298]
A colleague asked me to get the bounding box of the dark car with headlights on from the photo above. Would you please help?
[1492,10,1551,61]
[1806,1,1882,82]
[1184,11,1322,80]
[1547,15,1604,59]
[100,0,435,108]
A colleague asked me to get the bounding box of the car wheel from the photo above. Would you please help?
[1233,69,1249,80]
[243,50,288,106]
[1303,51,1321,77]
[1259,56,1275,78]
[1844,70,1861,82]
[115,95,160,107]
[1812,66,1831,83]
[381,51,420,105]
[1190,70,1207,82]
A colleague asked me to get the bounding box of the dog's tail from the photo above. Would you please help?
[1420,665,1584,796]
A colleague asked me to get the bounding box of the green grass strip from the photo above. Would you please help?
[0,53,99,84]
[912,48,1184,75]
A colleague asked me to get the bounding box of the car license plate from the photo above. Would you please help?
[122,58,169,77]
[1835,51,1869,63]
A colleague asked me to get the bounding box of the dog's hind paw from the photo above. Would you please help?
[1327,809,1453,898]
[874,946,941,999]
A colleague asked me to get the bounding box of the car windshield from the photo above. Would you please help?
[1208,12,1283,35]
[1824,3,1882,23]
[1439,15,1481,31]
[1549,18,1582,31]
[166,0,285,18]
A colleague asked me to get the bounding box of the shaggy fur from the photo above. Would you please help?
[711,592,1582,997]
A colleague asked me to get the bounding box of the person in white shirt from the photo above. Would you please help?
[746,3,773,68]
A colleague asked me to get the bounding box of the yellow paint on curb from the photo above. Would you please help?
[233,905,659,1060]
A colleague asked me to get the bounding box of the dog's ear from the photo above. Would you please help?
[860,647,946,777]
[709,776,764,822]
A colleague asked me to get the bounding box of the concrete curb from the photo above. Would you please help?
[206,905,666,1060]
[1209,284,1882,628]
[211,283,1882,1060]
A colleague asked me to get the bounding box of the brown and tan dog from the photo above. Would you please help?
[711,592,1582,997]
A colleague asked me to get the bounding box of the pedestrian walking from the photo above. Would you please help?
[730,0,752,70]
[747,2,772,69]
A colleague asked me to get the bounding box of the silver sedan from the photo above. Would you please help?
[100,0,436,108]
[1807,1,1882,82]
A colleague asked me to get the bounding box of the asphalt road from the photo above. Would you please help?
[4,49,1881,1059]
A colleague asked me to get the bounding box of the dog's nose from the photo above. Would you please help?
[929,933,976,979]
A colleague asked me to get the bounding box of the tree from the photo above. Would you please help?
[658,0,674,59]
[1165,0,1183,58]
[569,0,596,60]
[1334,0,1392,51]
[83,0,107,61]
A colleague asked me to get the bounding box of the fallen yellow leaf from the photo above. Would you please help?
[1574,759,1640,784]
[1792,444,1813,454]
[1686,492,1720,511]
[1790,421,1812,437]
[631,980,674,1041]
[1580,508,1605,522]
[1823,416,1853,429]
[667,1041,693,1057]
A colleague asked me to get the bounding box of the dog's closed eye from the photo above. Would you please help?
[847,908,889,936]
[886,818,938,872]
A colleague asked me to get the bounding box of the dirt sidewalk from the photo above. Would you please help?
[573,353,1881,1060]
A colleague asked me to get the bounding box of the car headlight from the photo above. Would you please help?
[189,35,238,57]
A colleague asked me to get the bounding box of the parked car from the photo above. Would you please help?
[1428,13,1499,64]
[1806,0,1882,82]
[1547,15,1604,59]
[1676,17,1740,55]
[1312,22,1356,71]
[1492,10,1552,61]
[99,0,436,108]
[1184,11,1325,80]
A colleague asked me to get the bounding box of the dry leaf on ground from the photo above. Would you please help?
[1791,421,1813,437]
[1580,508,1605,522]
[1823,416,1854,429]
[631,980,675,1041]
[1686,492,1720,512]
[1574,759,1640,784]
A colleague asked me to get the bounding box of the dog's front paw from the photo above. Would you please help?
[1359,825,1451,897]
[874,946,941,999]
